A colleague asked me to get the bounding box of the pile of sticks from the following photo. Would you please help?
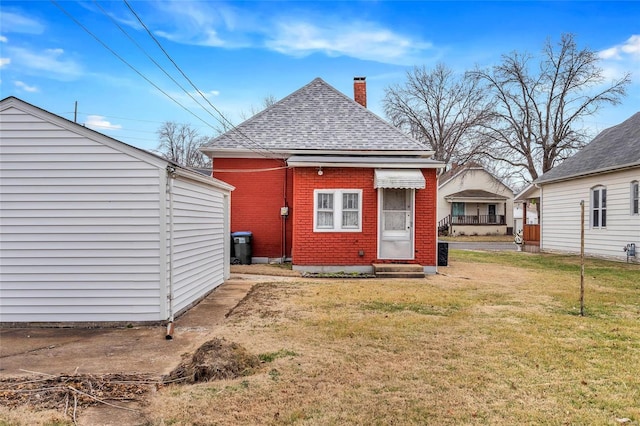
[0,371,159,420]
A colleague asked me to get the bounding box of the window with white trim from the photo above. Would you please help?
[591,186,607,228]
[631,181,639,215]
[314,189,362,232]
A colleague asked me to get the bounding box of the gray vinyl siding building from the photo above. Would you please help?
[0,96,233,324]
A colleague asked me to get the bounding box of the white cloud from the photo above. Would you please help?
[621,35,640,57]
[200,89,220,97]
[6,46,83,80]
[14,80,38,92]
[0,58,10,68]
[0,11,45,35]
[598,35,640,84]
[155,29,225,47]
[141,1,430,64]
[85,115,122,131]
[266,20,432,65]
[0,35,7,43]
[599,35,640,61]
[150,1,248,47]
[599,46,619,60]
[182,89,221,98]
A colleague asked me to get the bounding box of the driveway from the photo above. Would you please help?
[445,241,517,251]
[0,274,296,378]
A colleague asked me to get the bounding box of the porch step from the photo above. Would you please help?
[372,264,425,279]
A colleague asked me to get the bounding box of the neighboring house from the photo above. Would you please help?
[0,97,234,324]
[437,163,514,236]
[534,112,640,263]
[514,183,541,252]
[201,77,444,275]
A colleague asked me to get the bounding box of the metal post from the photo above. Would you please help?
[580,200,585,317]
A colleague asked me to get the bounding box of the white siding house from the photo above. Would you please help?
[535,112,640,263]
[0,97,234,324]
[438,164,514,236]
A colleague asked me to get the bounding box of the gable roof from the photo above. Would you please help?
[438,162,513,196]
[201,78,430,155]
[514,183,541,202]
[0,96,233,191]
[535,112,640,184]
[438,161,484,187]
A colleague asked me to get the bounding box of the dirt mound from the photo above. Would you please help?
[164,338,260,384]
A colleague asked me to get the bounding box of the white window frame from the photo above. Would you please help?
[313,189,362,232]
[631,181,639,215]
[591,186,607,229]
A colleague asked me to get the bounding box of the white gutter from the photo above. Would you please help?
[173,167,235,192]
[287,157,444,169]
[291,162,444,169]
[166,167,176,339]
[201,148,436,158]
[535,162,640,185]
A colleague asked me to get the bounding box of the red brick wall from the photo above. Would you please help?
[212,158,293,259]
[354,78,367,108]
[415,168,438,267]
[292,167,438,267]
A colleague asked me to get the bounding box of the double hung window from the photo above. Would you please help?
[314,189,362,232]
[591,186,607,228]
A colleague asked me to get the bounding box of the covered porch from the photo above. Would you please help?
[440,190,510,236]
[514,184,541,253]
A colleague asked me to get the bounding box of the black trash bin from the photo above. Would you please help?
[438,241,449,267]
[232,231,252,265]
[229,233,238,264]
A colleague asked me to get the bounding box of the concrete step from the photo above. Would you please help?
[372,264,425,279]
[374,271,426,279]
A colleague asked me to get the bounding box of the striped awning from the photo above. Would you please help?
[373,169,425,189]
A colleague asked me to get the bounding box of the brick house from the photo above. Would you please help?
[201,77,444,274]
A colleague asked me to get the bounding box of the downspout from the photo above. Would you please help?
[166,166,176,339]
[282,160,289,263]
[283,162,286,262]
[535,183,542,251]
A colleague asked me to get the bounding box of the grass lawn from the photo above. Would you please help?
[2,252,637,425]
[144,251,639,425]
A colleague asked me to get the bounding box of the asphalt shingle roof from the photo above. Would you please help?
[203,78,427,152]
[445,189,508,200]
[535,112,640,184]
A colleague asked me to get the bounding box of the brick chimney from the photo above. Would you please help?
[354,76,366,108]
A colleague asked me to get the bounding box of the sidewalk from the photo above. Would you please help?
[0,274,295,378]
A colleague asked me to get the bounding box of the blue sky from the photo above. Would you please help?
[1,1,639,153]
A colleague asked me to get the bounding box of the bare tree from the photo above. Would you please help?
[240,95,279,121]
[470,34,630,181]
[156,121,211,168]
[383,64,495,172]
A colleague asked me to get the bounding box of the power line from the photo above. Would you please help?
[50,0,218,133]
[91,0,228,132]
[122,0,280,159]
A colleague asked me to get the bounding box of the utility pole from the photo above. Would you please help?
[74,101,78,123]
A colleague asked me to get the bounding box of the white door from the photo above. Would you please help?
[379,188,414,259]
